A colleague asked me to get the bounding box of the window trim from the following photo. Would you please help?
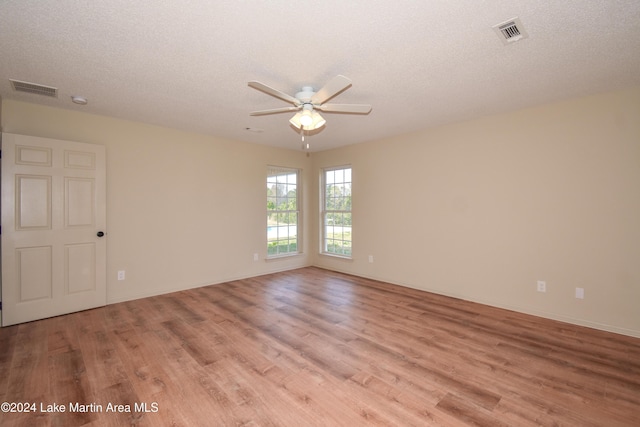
[267,166,301,259]
[320,165,352,259]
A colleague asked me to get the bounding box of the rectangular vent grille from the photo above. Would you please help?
[10,79,58,97]
[493,17,528,45]
[500,22,521,39]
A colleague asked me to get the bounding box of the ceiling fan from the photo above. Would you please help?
[248,75,372,132]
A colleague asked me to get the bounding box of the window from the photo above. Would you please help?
[267,166,300,257]
[322,166,352,257]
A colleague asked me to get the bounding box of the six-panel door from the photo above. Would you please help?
[1,133,106,326]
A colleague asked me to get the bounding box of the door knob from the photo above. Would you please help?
[97,231,105,237]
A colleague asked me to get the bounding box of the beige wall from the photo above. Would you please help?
[3,87,639,337]
[1,100,312,303]
[312,87,640,337]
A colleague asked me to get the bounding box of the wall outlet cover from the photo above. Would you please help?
[537,280,546,292]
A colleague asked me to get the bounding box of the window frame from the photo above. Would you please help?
[267,166,301,258]
[320,165,352,258]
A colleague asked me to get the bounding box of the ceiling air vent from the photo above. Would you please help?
[493,17,528,45]
[9,79,58,97]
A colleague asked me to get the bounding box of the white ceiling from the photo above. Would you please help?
[1,1,640,152]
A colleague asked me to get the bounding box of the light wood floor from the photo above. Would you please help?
[1,267,639,426]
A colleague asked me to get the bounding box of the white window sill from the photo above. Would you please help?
[319,252,353,261]
[266,252,303,261]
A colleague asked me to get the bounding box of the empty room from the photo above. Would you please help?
[1,1,639,426]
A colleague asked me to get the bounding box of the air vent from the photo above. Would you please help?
[493,17,528,45]
[9,79,58,97]
[500,22,521,39]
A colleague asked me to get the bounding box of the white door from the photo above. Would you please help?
[1,133,106,326]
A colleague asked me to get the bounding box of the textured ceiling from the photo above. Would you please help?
[1,1,640,152]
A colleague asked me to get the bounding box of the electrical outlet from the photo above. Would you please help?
[368,255,374,263]
[253,253,259,261]
[117,270,125,281]
[537,280,546,292]
[575,287,584,299]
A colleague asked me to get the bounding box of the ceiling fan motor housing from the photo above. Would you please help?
[295,87,316,104]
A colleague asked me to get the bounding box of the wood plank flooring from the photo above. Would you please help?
[1,266,639,426]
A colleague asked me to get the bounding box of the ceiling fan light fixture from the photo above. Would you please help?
[311,111,326,129]
[290,110,326,130]
[299,109,313,126]
[289,112,303,128]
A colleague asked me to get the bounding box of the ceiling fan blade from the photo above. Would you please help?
[316,103,372,114]
[250,106,300,116]
[310,75,352,105]
[248,81,300,105]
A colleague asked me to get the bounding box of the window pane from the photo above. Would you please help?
[267,196,276,211]
[334,169,343,183]
[326,170,335,185]
[344,168,351,183]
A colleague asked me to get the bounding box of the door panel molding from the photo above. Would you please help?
[16,174,52,230]
[15,145,52,167]
[16,245,53,301]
